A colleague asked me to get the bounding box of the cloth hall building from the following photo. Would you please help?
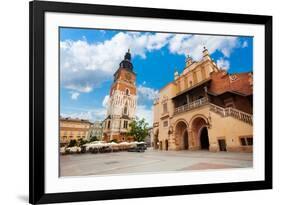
[153,48,253,152]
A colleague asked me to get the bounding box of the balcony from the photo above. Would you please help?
[173,97,252,125]
[209,104,252,125]
[174,97,209,115]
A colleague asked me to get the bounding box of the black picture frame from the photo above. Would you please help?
[29,1,272,204]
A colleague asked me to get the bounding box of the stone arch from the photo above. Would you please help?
[190,115,210,150]
[198,126,209,150]
[159,141,163,150]
[189,114,209,127]
[174,119,189,150]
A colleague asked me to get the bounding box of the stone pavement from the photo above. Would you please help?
[60,148,253,177]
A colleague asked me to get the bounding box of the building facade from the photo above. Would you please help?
[153,48,253,152]
[89,121,103,141]
[145,127,153,147]
[59,117,92,146]
[103,50,137,142]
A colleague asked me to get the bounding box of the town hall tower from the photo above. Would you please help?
[103,50,137,142]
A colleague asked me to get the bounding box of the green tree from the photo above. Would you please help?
[68,139,77,147]
[78,138,87,146]
[128,118,149,142]
[89,135,98,142]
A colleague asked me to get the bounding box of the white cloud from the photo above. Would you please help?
[61,32,243,94]
[136,105,153,126]
[135,85,159,126]
[69,91,80,100]
[60,32,172,93]
[168,34,191,54]
[168,35,239,60]
[102,95,109,107]
[137,85,159,101]
[61,107,107,122]
[216,58,230,70]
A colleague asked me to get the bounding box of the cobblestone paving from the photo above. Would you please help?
[60,148,253,177]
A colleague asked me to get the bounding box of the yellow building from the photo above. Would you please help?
[153,48,253,152]
[59,117,92,146]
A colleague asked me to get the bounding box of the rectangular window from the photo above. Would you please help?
[240,136,253,146]
[124,121,128,129]
[193,72,198,84]
[184,77,188,88]
[240,138,247,146]
[201,68,206,80]
[163,103,168,113]
[247,137,253,145]
[107,121,111,128]
[163,120,168,127]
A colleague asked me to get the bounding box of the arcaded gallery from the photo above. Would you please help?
[153,48,253,152]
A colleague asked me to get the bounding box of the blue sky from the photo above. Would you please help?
[60,27,253,125]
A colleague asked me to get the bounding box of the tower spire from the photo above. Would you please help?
[124,49,131,61]
[119,50,133,70]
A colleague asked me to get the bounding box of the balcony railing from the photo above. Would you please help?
[174,97,209,115]
[209,103,252,125]
[173,97,252,125]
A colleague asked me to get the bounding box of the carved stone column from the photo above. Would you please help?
[189,128,201,150]
[187,128,195,150]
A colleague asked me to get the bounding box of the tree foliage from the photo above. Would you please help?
[89,135,98,142]
[78,138,87,146]
[68,139,77,147]
[128,118,149,142]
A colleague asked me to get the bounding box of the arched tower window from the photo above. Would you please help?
[124,106,128,115]
[124,102,128,115]
[125,88,130,96]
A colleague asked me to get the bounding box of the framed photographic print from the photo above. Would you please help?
[29,0,272,204]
